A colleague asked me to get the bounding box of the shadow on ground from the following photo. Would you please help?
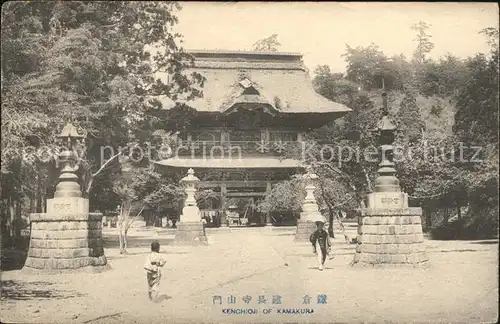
[106,250,189,261]
[103,236,175,249]
[153,294,172,303]
[0,280,86,300]
[468,240,499,245]
[1,249,27,271]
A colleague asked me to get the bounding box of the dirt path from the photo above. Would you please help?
[1,229,498,323]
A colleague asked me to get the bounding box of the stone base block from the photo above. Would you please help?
[173,222,208,246]
[351,208,429,267]
[295,220,317,243]
[23,212,108,271]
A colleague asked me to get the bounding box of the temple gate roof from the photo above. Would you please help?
[156,50,351,116]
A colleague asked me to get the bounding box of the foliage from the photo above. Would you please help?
[411,21,435,65]
[0,1,204,244]
[417,54,469,98]
[196,189,220,209]
[111,160,183,253]
[252,34,281,52]
[451,38,499,236]
[479,27,499,52]
[342,44,413,91]
[343,43,388,90]
[112,163,183,212]
[312,23,498,239]
[1,1,204,173]
[257,178,302,213]
[453,54,499,147]
[395,92,426,144]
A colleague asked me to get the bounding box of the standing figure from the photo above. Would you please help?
[144,240,166,301]
[310,221,332,271]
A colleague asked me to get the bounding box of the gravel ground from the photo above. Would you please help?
[1,228,498,324]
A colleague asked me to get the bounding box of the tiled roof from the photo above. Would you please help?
[156,50,351,115]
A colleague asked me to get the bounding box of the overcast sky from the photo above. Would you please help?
[174,2,499,73]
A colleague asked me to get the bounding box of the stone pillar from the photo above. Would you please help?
[295,171,325,242]
[23,123,107,272]
[351,93,428,268]
[174,169,208,245]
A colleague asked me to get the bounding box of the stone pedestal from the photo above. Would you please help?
[173,222,208,246]
[294,219,317,242]
[174,206,208,245]
[351,207,429,268]
[24,210,107,271]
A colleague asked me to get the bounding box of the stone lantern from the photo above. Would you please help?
[24,122,107,271]
[174,168,208,245]
[351,92,428,267]
[295,167,325,242]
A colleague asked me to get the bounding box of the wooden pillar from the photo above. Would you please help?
[220,184,227,227]
[265,181,272,226]
[261,129,270,143]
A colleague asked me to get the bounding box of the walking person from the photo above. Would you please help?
[144,240,166,301]
[310,221,332,271]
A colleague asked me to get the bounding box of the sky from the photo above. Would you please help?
[174,2,499,73]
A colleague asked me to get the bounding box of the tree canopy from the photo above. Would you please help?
[310,23,499,237]
[1,1,204,244]
[252,34,281,52]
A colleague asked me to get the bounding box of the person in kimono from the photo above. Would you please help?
[310,221,332,271]
[144,240,166,301]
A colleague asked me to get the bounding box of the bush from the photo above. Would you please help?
[430,222,460,240]
[430,216,498,240]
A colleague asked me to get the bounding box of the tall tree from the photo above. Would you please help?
[112,161,183,254]
[479,27,499,52]
[252,34,281,52]
[343,43,388,90]
[411,21,434,65]
[395,92,426,145]
[0,1,204,245]
[418,54,469,97]
[451,28,499,237]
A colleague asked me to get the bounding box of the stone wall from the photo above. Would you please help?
[352,208,429,267]
[24,212,107,270]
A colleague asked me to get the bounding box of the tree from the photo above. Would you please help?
[343,44,388,90]
[112,161,183,254]
[453,57,498,147]
[252,34,281,52]
[417,54,469,97]
[0,2,204,245]
[411,21,434,65]
[479,27,499,52]
[395,92,426,145]
[313,65,356,104]
[257,178,303,214]
[451,31,499,237]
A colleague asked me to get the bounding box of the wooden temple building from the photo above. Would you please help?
[154,50,351,227]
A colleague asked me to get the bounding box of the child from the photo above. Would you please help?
[144,240,166,301]
[309,221,332,271]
